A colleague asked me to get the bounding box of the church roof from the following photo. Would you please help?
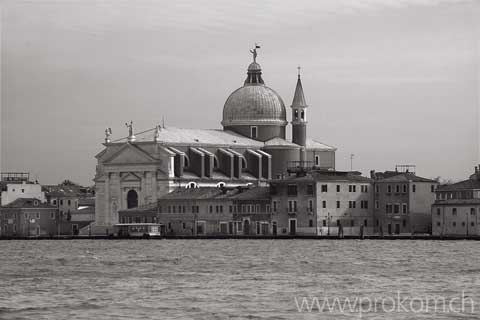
[306,139,336,151]
[264,137,301,149]
[112,127,264,147]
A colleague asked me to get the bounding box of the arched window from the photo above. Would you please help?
[301,110,305,120]
[186,182,198,189]
[240,156,247,170]
[127,190,138,209]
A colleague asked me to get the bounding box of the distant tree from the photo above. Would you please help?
[60,179,80,187]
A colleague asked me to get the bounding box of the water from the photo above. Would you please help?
[0,240,479,319]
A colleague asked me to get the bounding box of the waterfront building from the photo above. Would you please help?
[372,168,437,235]
[44,182,95,235]
[0,198,57,237]
[1,180,45,206]
[432,165,480,236]
[94,48,336,232]
[269,170,374,236]
[118,186,271,236]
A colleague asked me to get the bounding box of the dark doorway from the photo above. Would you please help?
[387,223,392,235]
[127,190,138,209]
[289,219,297,235]
[272,222,277,236]
[243,220,250,235]
[395,223,400,235]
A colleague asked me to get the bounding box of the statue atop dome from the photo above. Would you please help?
[250,44,260,63]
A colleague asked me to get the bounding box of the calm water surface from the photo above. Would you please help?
[0,240,479,319]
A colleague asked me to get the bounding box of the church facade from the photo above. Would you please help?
[93,49,336,229]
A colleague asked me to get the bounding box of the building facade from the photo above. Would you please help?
[269,171,374,236]
[118,186,272,236]
[432,166,480,236]
[0,198,57,237]
[94,49,336,232]
[372,170,437,235]
[1,181,46,206]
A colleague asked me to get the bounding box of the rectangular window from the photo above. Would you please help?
[336,185,340,192]
[413,185,416,193]
[386,204,393,214]
[471,208,476,215]
[364,219,368,227]
[375,200,379,209]
[287,184,298,196]
[322,201,326,208]
[50,211,55,219]
[431,185,435,192]
[387,185,392,193]
[256,204,260,212]
[336,201,340,209]
[36,212,40,219]
[209,205,213,213]
[375,185,379,193]
[273,201,277,212]
[452,208,457,216]
[402,204,407,214]
[394,204,400,214]
[395,185,400,193]
[309,219,313,227]
[306,184,314,195]
[315,155,320,166]
[251,126,257,139]
[322,219,327,227]
[403,185,407,193]
[349,185,352,192]
[68,199,71,206]
[308,200,314,212]
[266,204,271,212]
[321,185,328,193]
[229,206,233,213]
[60,200,64,205]
[288,200,297,213]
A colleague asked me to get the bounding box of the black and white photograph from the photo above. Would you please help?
[1,0,479,318]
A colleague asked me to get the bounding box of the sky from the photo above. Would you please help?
[1,0,479,186]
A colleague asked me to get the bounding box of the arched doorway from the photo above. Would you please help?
[127,190,138,209]
[243,219,250,235]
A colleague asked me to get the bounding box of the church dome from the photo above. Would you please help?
[222,60,287,127]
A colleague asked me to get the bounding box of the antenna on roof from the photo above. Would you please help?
[162,116,165,128]
[350,154,354,171]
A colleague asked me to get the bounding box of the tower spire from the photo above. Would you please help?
[291,67,308,156]
[292,68,307,108]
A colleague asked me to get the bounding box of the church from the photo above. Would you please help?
[93,47,336,228]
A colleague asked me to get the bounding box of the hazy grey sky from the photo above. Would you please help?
[2,0,479,186]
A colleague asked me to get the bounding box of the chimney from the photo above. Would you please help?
[370,170,375,179]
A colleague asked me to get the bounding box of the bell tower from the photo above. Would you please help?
[291,67,308,160]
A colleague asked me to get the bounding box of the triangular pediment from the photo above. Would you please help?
[121,172,141,182]
[104,143,155,165]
